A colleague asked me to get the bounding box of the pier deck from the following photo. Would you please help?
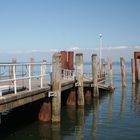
[0,51,113,123]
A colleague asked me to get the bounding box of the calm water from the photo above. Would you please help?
[1,62,140,140]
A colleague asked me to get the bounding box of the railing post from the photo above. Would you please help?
[28,64,32,91]
[40,60,46,88]
[52,53,61,122]
[76,53,84,106]
[92,54,99,97]
[40,62,43,88]
[120,57,126,87]
[13,64,17,94]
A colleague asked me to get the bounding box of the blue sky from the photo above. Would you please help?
[0,0,140,61]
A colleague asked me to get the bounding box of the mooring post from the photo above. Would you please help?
[137,59,140,82]
[92,54,99,97]
[108,58,114,91]
[76,53,84,106]
[131,59,136,84]
[120,57,126,87]
[52,53,61,122]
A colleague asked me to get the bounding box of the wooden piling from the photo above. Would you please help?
[92,54,99,97]
[76,53,84,106]
[137,59,140,82]
[108,58,114,91]
[120,57,126,87]
[52,53,61,122]
[131,59,136,84]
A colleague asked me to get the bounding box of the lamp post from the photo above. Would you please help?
[99,34,102,77]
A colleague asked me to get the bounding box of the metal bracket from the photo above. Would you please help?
[48,91,57,97]
[75,82,81,87]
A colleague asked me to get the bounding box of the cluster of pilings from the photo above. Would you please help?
[61,51,74,70]
[39,52,114,123]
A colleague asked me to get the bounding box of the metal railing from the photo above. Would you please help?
[61,68,75,80]
[0,62,51,95]
[0,62,76,96]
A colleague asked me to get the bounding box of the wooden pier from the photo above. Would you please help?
[0,51,113,123]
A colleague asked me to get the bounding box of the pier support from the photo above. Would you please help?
[66,90,76,106]
[108,58,114,91]
[76,53,84,106]
[38,99,51,122]
[92,54,99,97]
[120,57,126,87]
[52,53,61,122]
[131,59,136,84]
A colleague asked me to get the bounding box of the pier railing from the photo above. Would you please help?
[0,62,75,96]
[0,62,51,95]
[61,68,75,80]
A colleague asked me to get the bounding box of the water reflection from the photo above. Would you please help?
[76,107,85,140]
[92,99,99,139]
[38,122,52,140]
[107,93,114,124]
[120,87,126,117]
[131,83,140,113]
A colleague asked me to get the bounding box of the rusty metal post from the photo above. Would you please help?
[68,51,74,70]
[131,59,136,84]
[52,53,61,122]
[108,58,114,91]
[120,57,126,87]
[76,53,84,106]
[68,51,74,79]
[61,51,67,79]
[61,51,67,69]
[92,54,99,97]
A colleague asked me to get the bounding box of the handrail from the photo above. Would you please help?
[0,62,51,95]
